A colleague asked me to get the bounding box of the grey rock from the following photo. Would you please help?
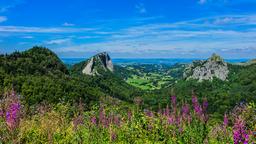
[183,53,229,82]
[82,52,114,76]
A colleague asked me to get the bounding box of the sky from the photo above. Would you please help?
[0,0,256,58]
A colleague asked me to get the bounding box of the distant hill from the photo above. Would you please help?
[0,46,69,76]
[183,53,229,81]
[242,59,256,66]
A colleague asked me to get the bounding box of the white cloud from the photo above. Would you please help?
[78,36,99,39]
[135,3,147,14]
[0,16,7,23]
[1,13,256,58]
[63,22,75,26]
[46,38,71,45]
[54,14,256,58]
[0,26,94,33]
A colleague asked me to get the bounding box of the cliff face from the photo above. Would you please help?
[183,53,229,82]
[82,52,114,75]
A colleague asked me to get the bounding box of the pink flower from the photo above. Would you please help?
[168,116,175,125]
[73,115,84,129]
[90,116,97,125]
[182,104,190,116]
[223,114,228,127]
[114,116,120,126]
[233,117,249,144]
[164,105,170,117]
[145,110,154,117]
[171,96,176,106]
[202,98,208,111]
[192,96,198,104]
[111,132,117,141]
[6,102,21,130]
[192,96,202,116]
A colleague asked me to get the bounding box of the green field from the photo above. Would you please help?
[126,72,174,90]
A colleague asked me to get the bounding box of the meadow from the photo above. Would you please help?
[1,90,255,143]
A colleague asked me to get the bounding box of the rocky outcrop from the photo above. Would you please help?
[82,52,114,76]
[183,53,229,82]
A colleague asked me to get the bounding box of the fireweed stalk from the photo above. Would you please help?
[171,96,177,114]
[233,116,249,144]
[6,102,21,130]
[1,91,21,131]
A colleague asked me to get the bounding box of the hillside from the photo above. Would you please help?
[71,53,143,102]
[0,47,255,143]
[0,46,69,76]
[0,47,125,109]
[0,47,255,117]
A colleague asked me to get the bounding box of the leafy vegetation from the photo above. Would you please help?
[0,47,142,111]
[0,46,255,143]
[115,64,185,90]
[0,91,255,143]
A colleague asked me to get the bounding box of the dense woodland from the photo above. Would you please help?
[0,47,255,143]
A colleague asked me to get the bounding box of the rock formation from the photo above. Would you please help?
[183,53,229,82]
[82,52,114,75]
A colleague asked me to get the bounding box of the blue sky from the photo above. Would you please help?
[0,0,256,58]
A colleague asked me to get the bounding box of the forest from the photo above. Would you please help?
[0,47,255,143]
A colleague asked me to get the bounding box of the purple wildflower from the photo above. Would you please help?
[187,114,192,124]
[223,114,228,127]
[111,132,117,141]
[171,96,176,107]
[167,116,174,125]
[164,105,170,117]
[99,107,105,125]
[182,104,190,115]
[73,115,84,129]
[192,96,198,104]
[104,117,110,128]
[192,96,202,116]
[90,116,97,125]
[176,116,181,126]
[179,127,183,133]
[171,96,177,114]
[113,115,120,126]
[182,104,190,122]
[202,98,208,111]
[194,104,202,115]
[145,110,154,117]
[6,102,21,130]
[233,117,249,144]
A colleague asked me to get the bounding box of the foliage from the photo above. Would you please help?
[115,64,185,90]
[1,92,255,143]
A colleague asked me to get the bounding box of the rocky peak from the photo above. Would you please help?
[183,54,229,82]
[82,52,114,76]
